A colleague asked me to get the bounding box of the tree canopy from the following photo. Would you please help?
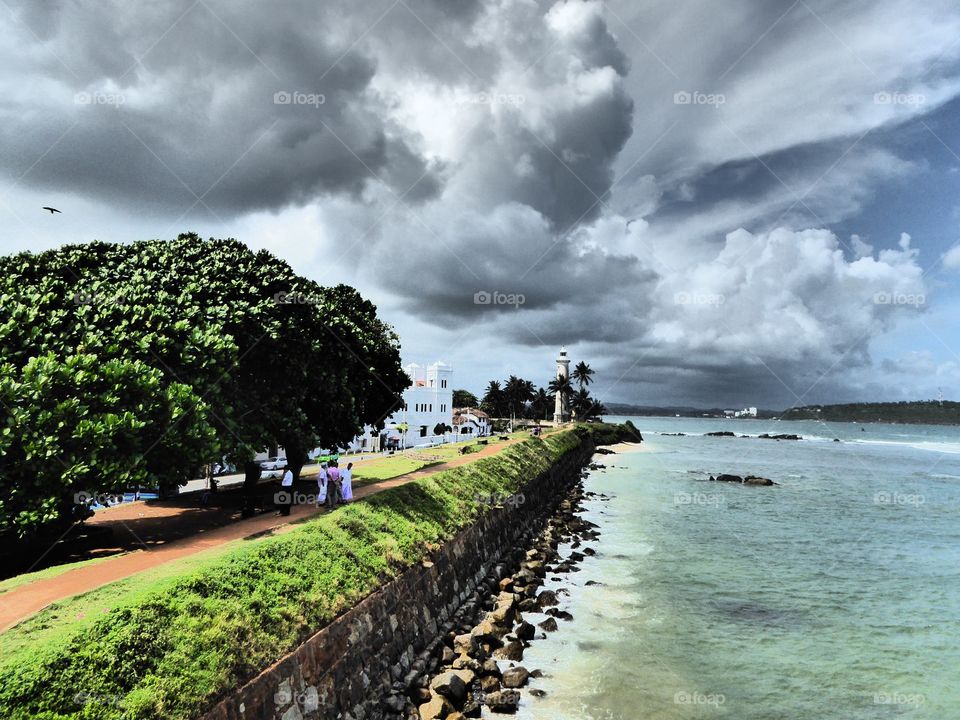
[452,389,479,408]
[0,234,407,540]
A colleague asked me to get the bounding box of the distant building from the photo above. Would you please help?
[733,406,758,418]
[452,407,490,437]
[351,361,454,451]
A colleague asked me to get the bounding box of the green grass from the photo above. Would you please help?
[0,424,626,720]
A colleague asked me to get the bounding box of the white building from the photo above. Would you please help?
[350,361,454,451]
[452,407,490,438]
[733,407,758,418]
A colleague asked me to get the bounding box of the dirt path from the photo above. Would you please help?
[0,438,527,634]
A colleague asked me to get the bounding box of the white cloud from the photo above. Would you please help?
[943,244,960,271]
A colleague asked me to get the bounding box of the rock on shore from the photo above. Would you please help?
[708,474,777,486]
[406,471,602,718]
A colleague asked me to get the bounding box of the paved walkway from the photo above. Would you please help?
[0,438,527,633]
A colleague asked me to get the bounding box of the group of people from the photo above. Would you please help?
[276,460,354,515]
[316,460,353,508]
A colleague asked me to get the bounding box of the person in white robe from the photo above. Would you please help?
[340,462,354,502]
[316,463,328,506]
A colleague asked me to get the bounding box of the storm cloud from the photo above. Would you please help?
[3,0,960,406]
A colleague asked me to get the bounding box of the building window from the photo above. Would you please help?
[430,404,433,412]
[441,379,447,388]
[420,425,427,437]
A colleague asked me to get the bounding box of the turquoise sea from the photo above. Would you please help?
[515,416,960,720]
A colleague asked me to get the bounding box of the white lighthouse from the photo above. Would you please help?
[553,347,571,424]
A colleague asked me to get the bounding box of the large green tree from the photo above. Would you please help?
[0,234,407,542]
[452,389,479,408]
[480,380,506,417]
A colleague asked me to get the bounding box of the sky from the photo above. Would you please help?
[2,0,960,409]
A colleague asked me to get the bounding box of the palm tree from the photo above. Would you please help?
[395,422,409,450]
[481,380,504,417]
[531,387,551,420]
[572,361,594,390]
[571,388,593,419]
[504,375,536,419]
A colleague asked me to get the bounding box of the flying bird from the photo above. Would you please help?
[42,207,62,214]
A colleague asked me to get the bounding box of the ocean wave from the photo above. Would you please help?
[855,439,960,455]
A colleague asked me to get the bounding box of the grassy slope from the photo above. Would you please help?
[0,426,613,720]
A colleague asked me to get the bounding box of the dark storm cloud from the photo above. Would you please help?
[1,0,441,214]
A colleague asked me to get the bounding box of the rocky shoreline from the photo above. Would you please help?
[389,462,608,719]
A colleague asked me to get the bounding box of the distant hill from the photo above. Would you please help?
[781,401,960,425]
[606,403,780,419]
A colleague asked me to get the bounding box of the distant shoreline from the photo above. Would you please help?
[606,413,960,427]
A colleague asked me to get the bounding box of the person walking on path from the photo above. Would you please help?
[278,467,294,516]
[325,463,341,508]
[316,463,328,507]
[340,462,354,503]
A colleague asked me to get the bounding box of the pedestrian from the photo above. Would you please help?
[340,462,353,503]
[316,463,328,507]
[278,466,294,516]
[326,462,341,509]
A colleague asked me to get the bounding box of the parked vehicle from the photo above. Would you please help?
[259,456,287,479]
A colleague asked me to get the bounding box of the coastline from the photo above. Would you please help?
[597,441,652,453]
